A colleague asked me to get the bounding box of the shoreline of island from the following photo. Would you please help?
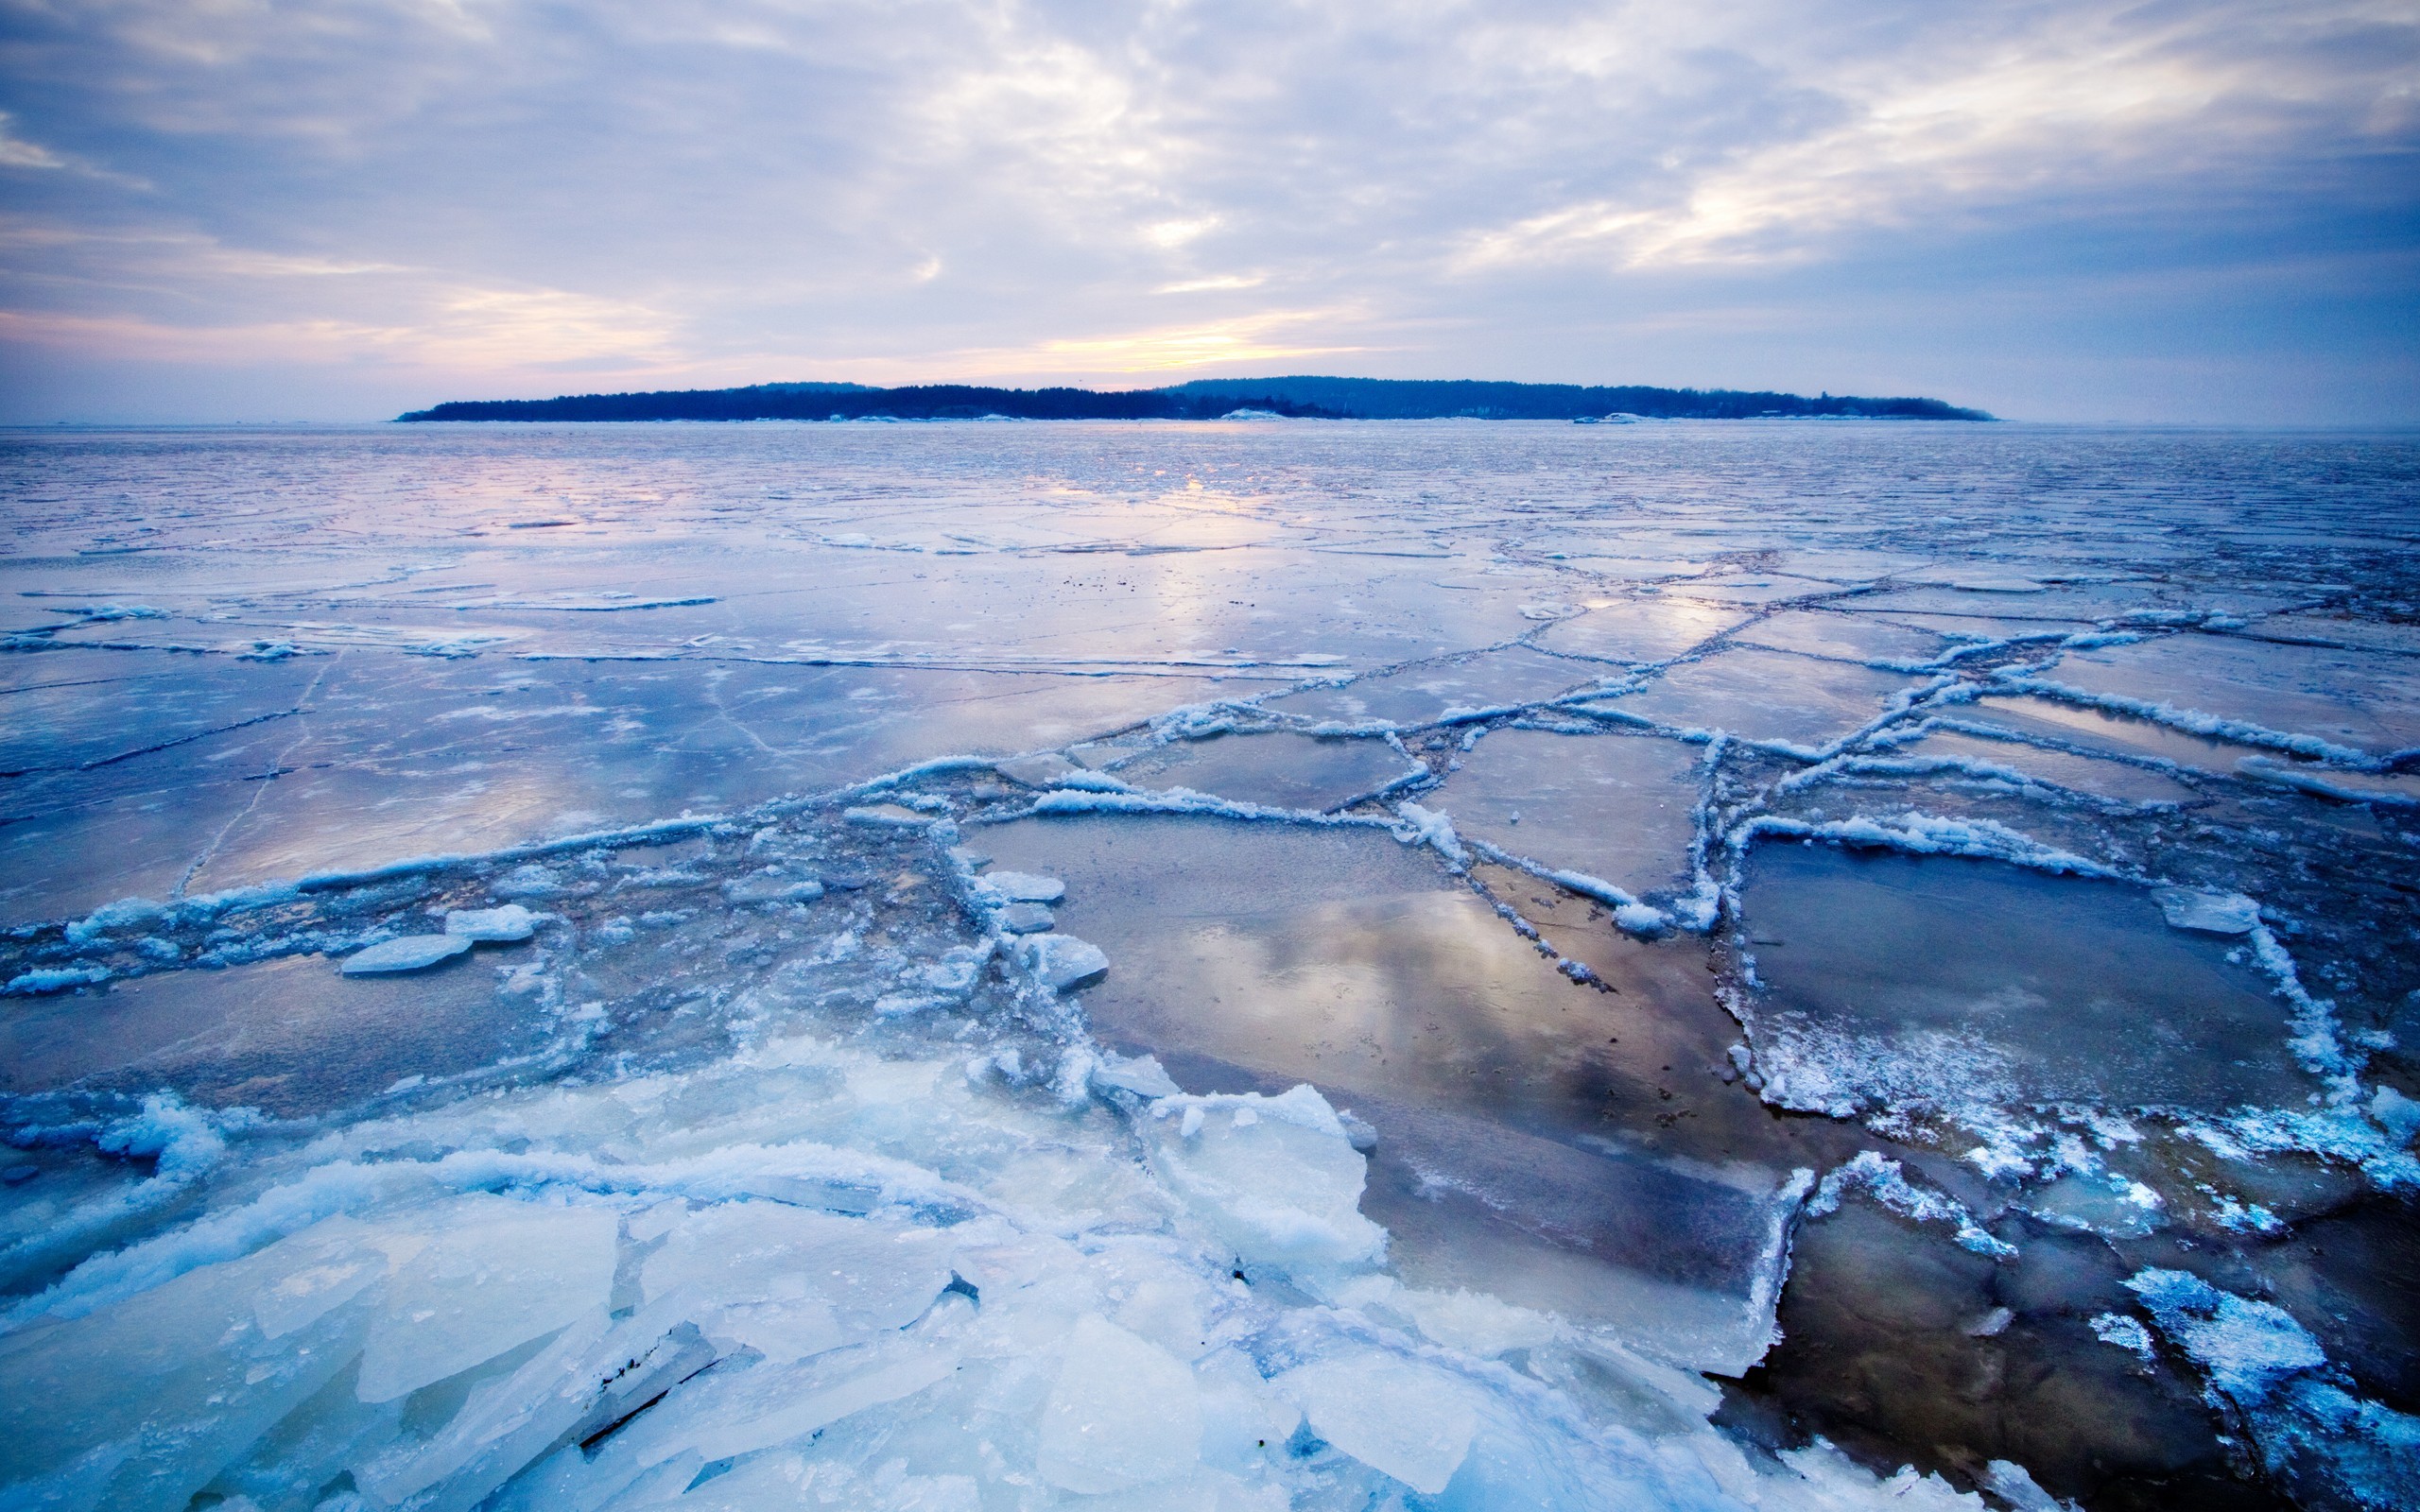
[396,376,1995,424]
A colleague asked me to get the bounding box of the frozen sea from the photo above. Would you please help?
[2,420,2416,1512]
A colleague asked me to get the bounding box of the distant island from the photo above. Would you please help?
[396,377,1993,423]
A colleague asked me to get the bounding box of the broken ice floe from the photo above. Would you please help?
[339,934,474,975]
[1806,1152,2013,1260]
[2152,886,2260,935]
[978,869,1065,904]
[1018,933,1109,992]
[9,424,2420,1508]
[444,902,538,940]
[0,1033,1992,1512]
[2119,1268,2420,1508]
[997,901,1054,933]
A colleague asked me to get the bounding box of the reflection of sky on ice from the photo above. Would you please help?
[3,421,2419,1510]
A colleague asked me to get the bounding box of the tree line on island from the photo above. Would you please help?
[397,376,1994,423]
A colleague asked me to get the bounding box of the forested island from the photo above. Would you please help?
[397,376,1993,423]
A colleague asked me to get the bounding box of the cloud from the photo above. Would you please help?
[0,112,66,170]
[0,280,674,370]
[0,0,2411,420]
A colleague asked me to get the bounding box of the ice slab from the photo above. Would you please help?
[997,901,1054,933]
[1038,1314,1203,1492]
[1583,646,1917,750]
[1741,844,2310,1117]
[2152,887,2260,935]
[444,902,536,940]
[1108,730,1421,810]
[1890,729,2204,805]
[356,1196,618,1401]
[1532,598,1753,663]
[1143,1085,1387,1280]
[339,934,473,974]
[640,1201,955,1334]
[0,950,550,1116]
[1278,1349,1480,1494]
[1429,728,1700,901]
[2047,633,2420,760]
[994,751,1080,787]
[1265,646,1601,727]
[723,873,826,904]
[1736,609,1949,665]
[1019,933,1108,990]
[980,869,1065,903]
[1961,693,2269,772]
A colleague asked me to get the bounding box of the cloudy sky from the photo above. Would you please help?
[1,0,2413,422]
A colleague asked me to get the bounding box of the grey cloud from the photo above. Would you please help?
[0,0,2412,421]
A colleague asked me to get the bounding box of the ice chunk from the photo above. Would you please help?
[444,903,537,940]
[998,901,1055,933]
[2372,1086,2420,1146]
[640,1200,955,1332]
[1195,1348,1301,1476]
[1401,1287,1560,1357]
[491,864,562,899]
[2152,886,2260,935]
[995,752,1080,787]
[2123,1268,2325,1401]
[612,1339,957,1468]
[1275,1349,1479,1495]
[844,802,932,828]
[1021,933,1109,991]
[1144,1086,1387,1280]
[984,869,1066,903]
[2090,1312,2157,1360]
[0,1217,387,1511]
[357,1300,717,1511]
[1038,1314,1204,1493]
[1093,1052,1183,1100]
[920,947,987,995]
[253,1230,386,1339]
[355,1197,617,1402]
[722,874,826,904]
[1980,1462,2067,1510]
[340,934,472,974]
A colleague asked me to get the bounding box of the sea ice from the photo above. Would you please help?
[356,1197,619,1401]
[1276,1349,1481,1495]
[998,901,1054,933]
[1144,1086,1388,1281]
[2151,886,2260,935]
[723,873,827,904]
[1037,1314,1204,1492]
[339,933,473,974]
[444,902,537,940]
[995,752,1081,787]
[1019,933,1108,990]
[6,421,2414,1511]
[982,869,1067,903]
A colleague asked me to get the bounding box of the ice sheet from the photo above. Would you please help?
[6,421,2418,1510]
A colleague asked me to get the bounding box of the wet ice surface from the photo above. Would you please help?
[3,422,2419,1512]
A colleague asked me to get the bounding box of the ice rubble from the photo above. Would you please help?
[2118,1269,2420,1508]
[0,1027,1995,1512]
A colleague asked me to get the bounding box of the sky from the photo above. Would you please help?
[0,0,2413,424]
